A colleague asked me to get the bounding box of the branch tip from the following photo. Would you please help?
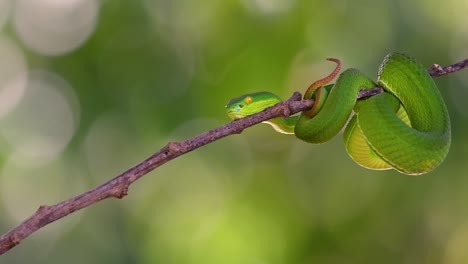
[428,58,468,77]
[430,64,443,72]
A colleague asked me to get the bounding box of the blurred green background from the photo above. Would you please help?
[1,0,467,263]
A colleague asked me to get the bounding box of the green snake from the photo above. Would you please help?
[225,53,451,175]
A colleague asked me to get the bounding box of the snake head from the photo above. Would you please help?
[225,92,282,120]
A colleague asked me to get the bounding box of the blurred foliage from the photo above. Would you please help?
[1,0,468,263]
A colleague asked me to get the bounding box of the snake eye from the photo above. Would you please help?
[245,96,253,105]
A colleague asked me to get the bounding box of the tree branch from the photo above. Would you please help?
[0,58,465,255]
[428,57,468,77]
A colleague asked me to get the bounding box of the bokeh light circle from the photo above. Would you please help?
[0,70,80,166]
[241,0,296,15]
[13,0,99,55]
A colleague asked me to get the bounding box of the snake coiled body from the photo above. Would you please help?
[226,53,451,175]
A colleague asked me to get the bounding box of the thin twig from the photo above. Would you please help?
[428,58,468,77]
[0,57,466,255]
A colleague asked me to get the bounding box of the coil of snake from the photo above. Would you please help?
[225,53,451,175]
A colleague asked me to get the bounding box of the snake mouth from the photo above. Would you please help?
[226,111,243,120]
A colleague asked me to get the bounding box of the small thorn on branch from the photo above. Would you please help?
[36,205,51,214]
[164,142,182,154]
[10,234,20,246]
[111,182,129,199]
[289,92,303,101]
